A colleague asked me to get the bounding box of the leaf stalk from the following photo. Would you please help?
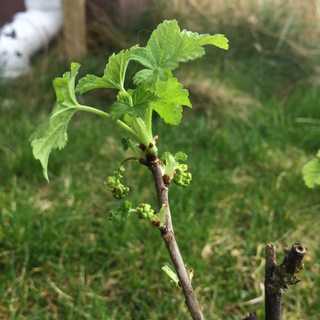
[77,105,140,141]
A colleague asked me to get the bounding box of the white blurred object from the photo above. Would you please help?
[0,0,63,78]
[25,0,62,11]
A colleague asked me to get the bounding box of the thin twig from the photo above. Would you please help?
[120,157,139,166]
[147,156,204,320]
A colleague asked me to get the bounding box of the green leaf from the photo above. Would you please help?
[31,63,81,181]
[77,49,131,94]
[133,69,154,85]
[131,47,156,70]
[132,86,158,111]
[151,76,191,125]
[110,86,158,120]
[198,34,229,50]
[75,74,112,95]
[302,158,320,188]
[133,68,173,86]
[162,152,177,179]
[110,102,133,119]
[161,265,180,287]
[128,117,153,147]
[131,20,201,70]
[110,90,133,119]
[158,205,167,228]
[131,20,229,78]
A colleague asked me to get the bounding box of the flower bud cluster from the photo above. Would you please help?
[134,203,156,220]
[173,163,192,187]
[106,166,129,199]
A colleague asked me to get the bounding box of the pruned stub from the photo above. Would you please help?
[274,243,306,292]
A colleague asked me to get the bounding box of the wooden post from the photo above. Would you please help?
[63,0,87,60]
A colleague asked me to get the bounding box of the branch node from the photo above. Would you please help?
[274,242,306,291]
[163,174,171,186]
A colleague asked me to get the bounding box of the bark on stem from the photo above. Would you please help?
[147,157,204,320]
[265,244,281,320]
[265,243,306,320]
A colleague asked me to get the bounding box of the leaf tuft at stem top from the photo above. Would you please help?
[30,19,228,182]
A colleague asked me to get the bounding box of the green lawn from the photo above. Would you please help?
[0,52,319,319]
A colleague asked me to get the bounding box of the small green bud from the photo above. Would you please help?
[174,163,192,187]
[179,164,188,172]
[106,166,130,199]
[135,203,155,220]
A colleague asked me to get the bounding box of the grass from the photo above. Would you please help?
[1,48,320,320]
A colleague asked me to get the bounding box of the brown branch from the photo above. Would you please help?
[265,244,281,320]
[147,157,204,320]
[143,153,307,320]
[265,243,306,320]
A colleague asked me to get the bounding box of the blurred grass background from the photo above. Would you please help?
[1,0,320,319]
